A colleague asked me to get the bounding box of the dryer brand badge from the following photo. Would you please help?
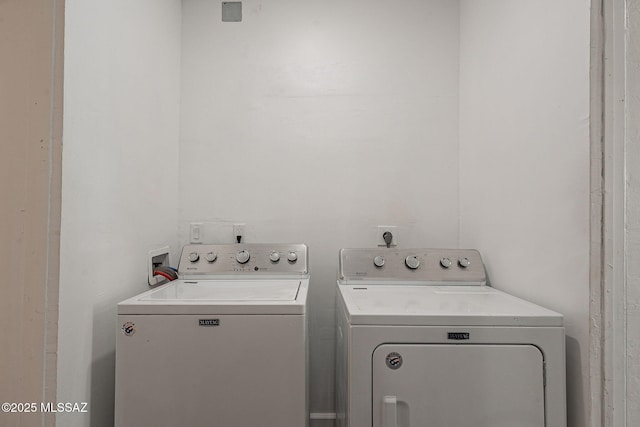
[385,352,403,370]
[121,322,136,336]
[199,319,220,326]
[448,332,470,340]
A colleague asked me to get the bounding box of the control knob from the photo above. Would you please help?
[405,255,420,270]
[236,250,251,264]
[269,251,281,262]
[287,251,298,263]
[458,257,471,268]
[373,256,385,268]
[188,252,200,263]
[205,252,217,263]
[440,257,452,268]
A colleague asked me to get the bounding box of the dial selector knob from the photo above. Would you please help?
[458,257,471,268]
[269,251,281,262]
[287,251,298,262]
[440,257,452,268]
[188,252,200,263]
[236,250,250,264]
[405,255,420,270]
[205,252,217,263]
[373,256,385,268]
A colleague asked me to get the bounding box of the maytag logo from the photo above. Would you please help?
[448,332,470,340]
[199,319,220,326]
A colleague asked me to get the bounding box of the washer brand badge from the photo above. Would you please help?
[385,352,403,370]
[199,319,220,327]
[121,322,136,336]
[448,332,470,340]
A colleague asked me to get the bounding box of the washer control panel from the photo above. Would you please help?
[178,243,308,276]
[339,248,486,284]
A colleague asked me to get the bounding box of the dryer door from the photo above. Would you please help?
[372,344,545,427]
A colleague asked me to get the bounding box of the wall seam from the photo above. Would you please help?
[590,0,606,425]
[43,0,56,413]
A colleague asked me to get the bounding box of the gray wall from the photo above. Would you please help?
[179,0,461,415]
[57,1,182,426]
[459,1,590,425]
[0,1,63,427]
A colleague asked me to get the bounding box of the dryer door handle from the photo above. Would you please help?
[383,395,397,427]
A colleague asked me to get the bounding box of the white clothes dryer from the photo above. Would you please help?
[335,248,565,427]
[115,243,309,427]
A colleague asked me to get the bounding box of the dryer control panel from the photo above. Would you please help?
[179,243,308,277]
[339,248,486,285]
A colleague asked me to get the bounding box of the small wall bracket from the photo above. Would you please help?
[148,246,171,286]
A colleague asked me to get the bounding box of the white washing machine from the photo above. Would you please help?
[335,248,565,427]
[115,243,309,427]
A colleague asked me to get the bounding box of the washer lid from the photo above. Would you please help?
[338,285,563,327]
[118,279,308,315]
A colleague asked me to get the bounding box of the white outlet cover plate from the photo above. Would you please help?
[190,222,203,243]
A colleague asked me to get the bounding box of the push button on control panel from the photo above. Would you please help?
[440,257,452,268]
[373,256,385,268]
[405,255,420,270]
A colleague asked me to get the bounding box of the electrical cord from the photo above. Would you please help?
[153,266,178,283]
[383,231,393,248]
[154,270,175,282]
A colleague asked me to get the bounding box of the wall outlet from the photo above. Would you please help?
[190,222,204,243]
[376,225,398,247]
[233,223,246,243]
